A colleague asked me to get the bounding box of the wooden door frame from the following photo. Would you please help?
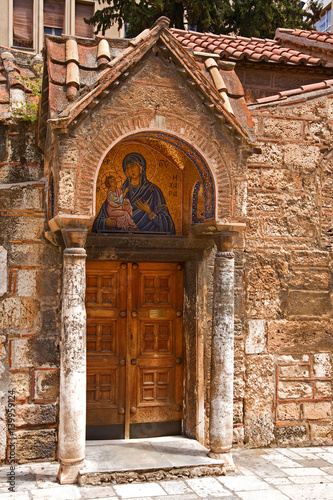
[85,233,213,444]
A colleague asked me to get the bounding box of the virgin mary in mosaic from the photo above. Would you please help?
[92,153,175,234]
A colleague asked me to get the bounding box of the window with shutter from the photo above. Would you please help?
[13,0,34,48]
[44,0,65,36]
[75,2,94,38]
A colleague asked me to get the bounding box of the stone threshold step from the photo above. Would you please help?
[78,462,226,486]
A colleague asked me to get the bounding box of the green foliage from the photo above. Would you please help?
[85,0,232,38]
[229,0,323,39]
[11,72,42,122]
[85,0,323,39]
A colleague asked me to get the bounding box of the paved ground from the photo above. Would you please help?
[1,446,333,499]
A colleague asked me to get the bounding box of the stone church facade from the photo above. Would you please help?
[0,18,332,483]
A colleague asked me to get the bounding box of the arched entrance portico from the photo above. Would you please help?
[54,129,245,484]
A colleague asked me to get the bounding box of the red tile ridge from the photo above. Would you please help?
[254,79,333,105]
[237,36,252,42]
[277,28,294,33]
[255,94,283,103]
[300,81,328,91]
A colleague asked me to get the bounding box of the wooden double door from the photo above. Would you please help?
[86,261,184,439]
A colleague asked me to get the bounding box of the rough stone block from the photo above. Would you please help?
[279,365,310,378]
[10,218,44,241]
[234,376,245,399]
[303,402,332,420]
[247,142,283,166]
[41,308,58,334]
[234,359,245,376]
[315,381,332,399]
[245,320,266,354]
[34,369,59,400]
[267,320,333,353]
[263,117,302,139]
[244,355,275,446]
[284,144,321,171]
[305,121,331,142]
[10,338,58,369]
[247,168,261,189]
[309,423,333,445]
[278,354,309,363]
[277,402,300,421]
[16,269,37,297]
[15,429,56,463]
[233,400,243,425]
[261,168,290,190]
[233,426,244,445]
[275,425,308,446]
[289,270,330,290]
[263,215,315,239]
[58,170,76,212]
[313,353,332,378]
[288,291,331,317]
[245,253,288,319]
[0,246,7,296]
[0,297,40,332]
[247,192,282,214]
[278,381,313,400]
[10,372,30,400]
[234,339,244,357]
[290,250,328,268]
[15,404,57,427]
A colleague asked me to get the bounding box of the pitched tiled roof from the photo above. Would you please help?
[171,29,326,67]
[0,48,42,120]
[251,78,333,106]
[41,19,255,145]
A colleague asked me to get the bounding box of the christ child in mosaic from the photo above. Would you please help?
[105,175,138,230]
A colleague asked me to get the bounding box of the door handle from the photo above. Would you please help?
[131,358,137,365]
[119,359,126,366]
[119,310,127,318]
[131,310,138,318]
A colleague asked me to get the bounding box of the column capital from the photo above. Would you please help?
[62,228,88,250]
[214,231,237,253]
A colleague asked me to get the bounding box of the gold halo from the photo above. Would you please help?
[112,141,157,182]
[100,171,123,193]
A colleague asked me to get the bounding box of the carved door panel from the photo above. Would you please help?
[86,261,183,439]
[129,263,184,434]
[86,262,127,436]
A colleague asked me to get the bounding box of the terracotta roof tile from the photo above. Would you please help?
[252,78,333,105]
[0,86,9,103]
[171,29,325,66]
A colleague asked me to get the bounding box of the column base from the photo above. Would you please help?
[208,451,235,471]
[58,462,84,484]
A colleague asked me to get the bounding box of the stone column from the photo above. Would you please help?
[58,229,88,484]
[209,232,236,469]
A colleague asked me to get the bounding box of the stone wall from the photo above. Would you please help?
[238,91,333,447]
[0,122,61,463]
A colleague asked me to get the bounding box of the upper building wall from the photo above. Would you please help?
[0,0,124,55]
